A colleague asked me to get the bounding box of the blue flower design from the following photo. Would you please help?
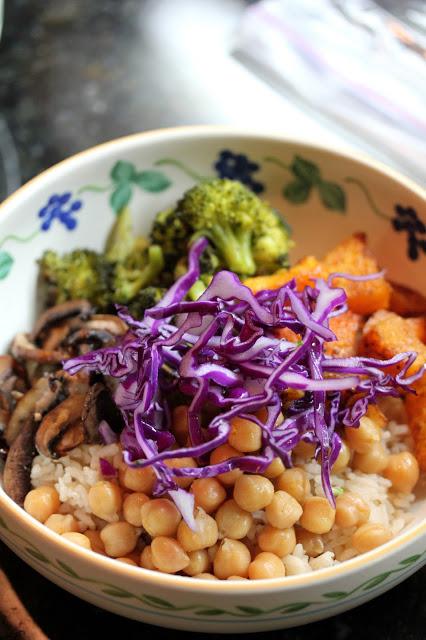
[392,204,426,261]
[214,150,264,193]
[38,193,82,232]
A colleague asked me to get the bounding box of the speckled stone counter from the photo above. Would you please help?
[0,1,425,638]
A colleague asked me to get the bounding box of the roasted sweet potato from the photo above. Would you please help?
[324,311,364,358]
[244,256,324,294]
[246,234,391,315]
[360,310,426,374]
[406,384,426,471]
[361,309,426,470]
[323,233,391,315]
[390,281,426,317]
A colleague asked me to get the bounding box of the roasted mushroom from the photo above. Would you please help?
[31,299,93,343]
[82,382,124,441]
[35,394,87,458]
[3,418,37,506]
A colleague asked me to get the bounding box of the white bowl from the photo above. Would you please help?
[0,126,425,633]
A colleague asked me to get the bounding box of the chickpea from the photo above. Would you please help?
[275,468,310,504]
[140,545,156,570]
[172,405,189,445]
[213,539,251,579]
[345,417,381,454]
[123,492,150,527]
[295,528,324,557]
[293,441,316,460]
[210,444,242,486]
[384,452,420,493]
[24,486,60,523]
[351,523,392,553]
[335,493,370,528]
[265,491,303,529]
[195,573,218,580]
[331,441,351,473]
[183,549,210,576]
[191,478,226,514]
[353,443,389,474]
[207,543,219,562]
[45,514,79,535]
[248,552,286,579]
[151,536,190,574]
[140,499,182,537]
[84,530,105,555]
[164,457,198,489]
[177,509,218,552]
[100,522,138,558]
[366,404,387,429]
[215,500,253,540]
[299,497,335,534]
[119,465,156,494]
[88,481,122,521]
[233,475,274,512]
[258,525,296,557]
[117,557,138,566]
[61,532,91,550]
[228,416,262,453]
[263,457,285,479]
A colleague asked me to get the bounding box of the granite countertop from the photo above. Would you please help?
[0,1,424,638]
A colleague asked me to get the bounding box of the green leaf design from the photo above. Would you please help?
[111,160,136,183]
[133,170,171,193]
[25,547,49,564]
[281,602,310,613]
[399,555,421,566]
[142,595,174,609]
[291,156,321,184]
[236,606,263,615]
[110,183,132,214]
[102,587,133,598]
[362,572,392,591]
[194,609,226,616]
[56,560,80,578]
[0,251,13,279]
[283,180,311,204]
[318,181,346,212]
[323,591,348,600]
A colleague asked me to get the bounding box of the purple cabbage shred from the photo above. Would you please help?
[64,237,423,526]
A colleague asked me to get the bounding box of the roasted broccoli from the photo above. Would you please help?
[39,209,164,311]
[39,249,112,309]
[127,286,166,317]
[151,179,293,277]
[112,245,164,303]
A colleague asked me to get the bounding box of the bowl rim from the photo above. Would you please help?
[0,124,425,594]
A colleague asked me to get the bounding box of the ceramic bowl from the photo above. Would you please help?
[0,126,425,633]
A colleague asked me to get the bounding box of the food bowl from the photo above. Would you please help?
[0,126,425,633]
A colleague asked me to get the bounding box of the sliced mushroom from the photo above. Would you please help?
[35,393,87,458]
[3,418,37,506]
[11,333,66,364]
[82,382,124,442]
[5,377,61,445]
[84,315,127,336]
[64,328,117,350]
[0,355,14,385]
[31,299,93,343]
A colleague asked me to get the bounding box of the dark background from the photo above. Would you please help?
[0,1,425,638]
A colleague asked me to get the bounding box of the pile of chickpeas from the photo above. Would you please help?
[24,406,420,580]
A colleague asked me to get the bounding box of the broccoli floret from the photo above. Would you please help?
[152,179,293,277]
[150,207,191,270]
[127,286,166,317]
[39,249,112,308]
[112,244,164,303]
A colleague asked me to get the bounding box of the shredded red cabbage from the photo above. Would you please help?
[99,458,117,479]
[64,237,424,526]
